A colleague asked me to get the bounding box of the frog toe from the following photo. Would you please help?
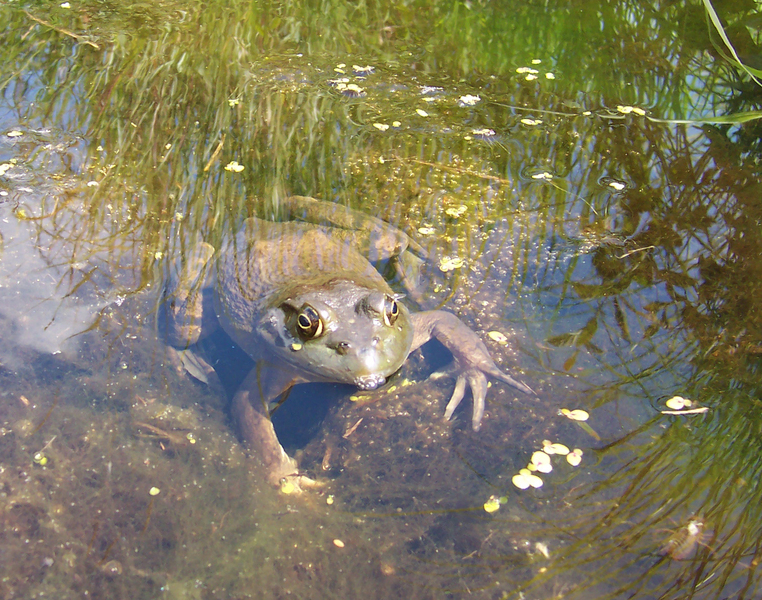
[444,375,467,421]
[278,473,323,495]
[443,370,488,431]
[467,370,488,431]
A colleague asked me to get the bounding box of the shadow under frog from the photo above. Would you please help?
[161,196,534,491]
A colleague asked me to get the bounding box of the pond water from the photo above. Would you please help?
[1,1,761,598]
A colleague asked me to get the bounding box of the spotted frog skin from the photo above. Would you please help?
[163,196,534,490]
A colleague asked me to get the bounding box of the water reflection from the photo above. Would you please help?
[1,0,761,598]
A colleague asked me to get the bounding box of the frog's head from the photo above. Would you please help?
[260,280,414,387]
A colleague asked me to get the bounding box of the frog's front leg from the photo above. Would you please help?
[231,363,318,492]
[410,311,535,431]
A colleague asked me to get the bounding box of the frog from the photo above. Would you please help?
[162,196,534,491]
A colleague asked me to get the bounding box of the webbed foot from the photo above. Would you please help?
[411,310,535,430]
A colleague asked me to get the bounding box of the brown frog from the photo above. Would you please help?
[163,196,534,490]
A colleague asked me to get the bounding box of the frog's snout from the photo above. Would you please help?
[354,373,386,390]
[336,336,380,356]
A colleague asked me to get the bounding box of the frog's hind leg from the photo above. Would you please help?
[232,364,317,491]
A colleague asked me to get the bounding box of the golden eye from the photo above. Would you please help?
[383,297,399,327]
[296,305,324,339]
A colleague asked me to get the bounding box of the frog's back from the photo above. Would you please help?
[214,217,391,334]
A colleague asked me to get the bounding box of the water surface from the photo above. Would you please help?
[1,1,761,598]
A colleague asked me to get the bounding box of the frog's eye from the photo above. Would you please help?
[383,296,399,327]
[296,304,324,339]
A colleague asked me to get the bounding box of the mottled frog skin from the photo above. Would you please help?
[163,196,534,490]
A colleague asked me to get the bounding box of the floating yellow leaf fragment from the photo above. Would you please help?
[608,181,626,191]
[531,172,553,180]
[531,450,550,471]
[224,161,245,172]
[228,98,240,107]
[416,108,429,117]
[616,105,647,116]
[333,539,345,548]
[665,395,692,410]
[373,123,390,131]
[561,408,589,421]
[458,94,481,107]
[445,205,467,218]
[525,74,538,81]
[531,451,552,472]
[439,256,463,272]
[512,473,530,489]
[154,251,163,260]
[545,73,556,80]
[531,59,542,65]
[516,67,539,74]
[0,163,13,176]
[483,495,501,513]
[521,118,542,126]
[542,441,570,455]
[417,226,436,236]
[6,130,23,137]
[149,487,161,496]
[280,480,296,494]
[488,331,508,344]
[535,541,550,558]
[513,468,543,489]
[567,449,583,466]
[392,121,401,127]
[87,180,98,187]
[326,494,335,505]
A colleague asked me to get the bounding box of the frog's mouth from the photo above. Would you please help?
[354,374,386,390]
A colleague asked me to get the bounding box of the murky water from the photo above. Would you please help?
[1,1,761,598]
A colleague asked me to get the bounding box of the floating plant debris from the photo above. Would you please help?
[530,451,553,473]
[616,105,646,116]
[458,94,481,107]
[471,128,496,139]
[665,395,691,410]
[512,468,543,489]
[352,65,374,76]
[488,331,508,344]
[661,395,709,415]
[483,495,501,513]
[661,519,705,559]
[566,449,583,466]
[560,408,589,421]
[438,256,463,272]
[542,441,570,455]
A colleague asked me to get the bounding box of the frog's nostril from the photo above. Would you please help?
[371,336,380,347]
[336,341,351,355]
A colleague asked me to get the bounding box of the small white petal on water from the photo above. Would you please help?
[567,449,583,466]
